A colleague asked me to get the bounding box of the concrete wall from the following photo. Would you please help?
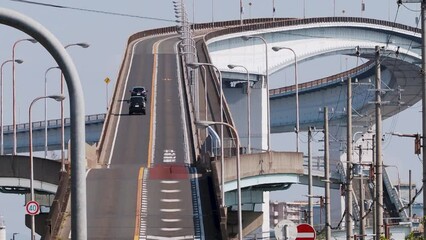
[212,151,303,184]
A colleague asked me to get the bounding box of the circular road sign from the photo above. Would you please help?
[274,219,297,240]
[26,201,40,215]
[296,223,316,240]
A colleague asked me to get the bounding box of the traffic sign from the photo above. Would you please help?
[274,219,296,240]
[26,201,40,215]
[296,223,316,240]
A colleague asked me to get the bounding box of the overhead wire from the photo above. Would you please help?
[8,0,176,23]
[400,2,421,13]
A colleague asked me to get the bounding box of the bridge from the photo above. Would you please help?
[0,16,421,239]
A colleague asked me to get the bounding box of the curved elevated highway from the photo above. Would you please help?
[205,17,422,134]
[0,156,60,194]
[202,17,422,232]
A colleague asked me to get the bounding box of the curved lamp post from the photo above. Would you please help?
[0,59,23,155]
[272,46,300,152]
[228,64,251,154]
[196,120,242,240]
[241,35,270,151]
[44,66,60,159]
[12,38,37,155]
[29,94,65,240]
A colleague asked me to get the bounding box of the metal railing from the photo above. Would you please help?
[270,61,375,97]
[204,16,421,43]
[3,113,106,133]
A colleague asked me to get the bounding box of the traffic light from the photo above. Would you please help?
[415,134,421,155]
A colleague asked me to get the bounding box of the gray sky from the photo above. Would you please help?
[0,0,422,239]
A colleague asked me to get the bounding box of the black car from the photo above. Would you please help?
[128,96,146,115]
[130,86,147,97]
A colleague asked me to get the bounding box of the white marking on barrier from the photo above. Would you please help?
[297,232,315,238]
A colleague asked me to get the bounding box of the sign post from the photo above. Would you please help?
[104,77,111,110]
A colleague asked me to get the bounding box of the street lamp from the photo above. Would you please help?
[239,0,243,25]
[272,0,276,21]
[12,232,19,240]
[228,64,251,154]
[179,39,196,64]
[44,66,60,159]
[195,120,242,240]
[272,46,300,152]
[60,43,90,172]
[0,59,23,155]
[242,35,270,151]
[12,38,37,155]
[187,62,225,205]
[29,94,65,240]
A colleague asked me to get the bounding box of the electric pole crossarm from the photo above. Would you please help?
[398,0,422,3]
[389,132,419,138]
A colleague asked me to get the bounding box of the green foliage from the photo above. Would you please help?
[315,231,325,240]
[405,231,424,240]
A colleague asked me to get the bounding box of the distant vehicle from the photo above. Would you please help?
[130,86,147,97]
[129,96,146,115]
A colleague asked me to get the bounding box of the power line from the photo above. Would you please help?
[9,0,175,23]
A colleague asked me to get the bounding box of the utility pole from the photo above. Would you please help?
[358,146,366,240]
[346,77,353,240]
[308,127,313,225]
[375,45,384,239]
[240,0,243,25]
[324,107,331,240]
[409,169,412,220]
[397,1,426,239]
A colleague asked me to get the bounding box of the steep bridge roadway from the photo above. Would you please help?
[86,32,202,239]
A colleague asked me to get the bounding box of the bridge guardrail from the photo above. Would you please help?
[204,17,421,44]
[270,60,375,97]
[200,42,237,146]
[3,113,106,133]
[44,171,70,240]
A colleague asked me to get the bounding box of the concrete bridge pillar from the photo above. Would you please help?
[224,76,268,153]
